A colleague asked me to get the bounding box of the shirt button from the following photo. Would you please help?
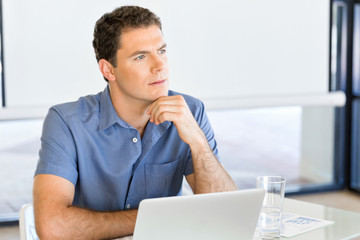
[132,137,138,143]
[127,204,131,209]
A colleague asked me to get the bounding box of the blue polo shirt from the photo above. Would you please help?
[35,86,218,211]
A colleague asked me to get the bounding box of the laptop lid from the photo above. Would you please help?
[133,188,265,240]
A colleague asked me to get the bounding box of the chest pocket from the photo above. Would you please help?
[145,159,183,198]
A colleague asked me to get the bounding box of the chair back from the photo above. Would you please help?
[19,203,39,240]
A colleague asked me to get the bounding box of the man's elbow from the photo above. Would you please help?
[35,217,64,240]
[36,227,54,240]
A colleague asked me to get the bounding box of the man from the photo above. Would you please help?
[33,5,237,240]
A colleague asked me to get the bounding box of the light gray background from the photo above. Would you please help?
[2,0,329,108]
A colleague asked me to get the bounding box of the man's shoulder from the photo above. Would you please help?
[168,90,204,110]
[50,91,102,121]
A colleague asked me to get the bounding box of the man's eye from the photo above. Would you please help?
[135,55,145,60]
[159,49,166,54]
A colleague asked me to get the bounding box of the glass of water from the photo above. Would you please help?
[256,176,286,239]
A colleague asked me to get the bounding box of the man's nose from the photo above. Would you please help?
[150,54,167,74]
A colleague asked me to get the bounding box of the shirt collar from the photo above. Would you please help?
[99,85,133,131]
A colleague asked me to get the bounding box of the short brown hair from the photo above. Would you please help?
[93,6,162,81]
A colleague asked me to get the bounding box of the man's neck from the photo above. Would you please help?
[108,87,150,137]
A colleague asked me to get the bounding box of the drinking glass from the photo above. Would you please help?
[256,176,286,239]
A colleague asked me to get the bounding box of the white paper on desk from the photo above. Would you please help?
[281,212,334,238]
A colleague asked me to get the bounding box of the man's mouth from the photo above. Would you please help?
[149,79,166,86]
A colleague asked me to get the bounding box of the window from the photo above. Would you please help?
[207,106,340,193]
[0,119,42,221]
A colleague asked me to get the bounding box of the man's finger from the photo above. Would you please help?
[158,112,182,125]
[147,96,184,114]
[151,104,181,124]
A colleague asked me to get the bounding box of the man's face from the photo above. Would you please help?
[111,25,169,104]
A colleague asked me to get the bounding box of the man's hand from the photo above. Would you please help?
[147,95,237,194]
[147,95,206,147]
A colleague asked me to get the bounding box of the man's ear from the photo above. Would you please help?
[99,59,116,81]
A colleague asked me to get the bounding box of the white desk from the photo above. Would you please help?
[282,198,360,239]
[118,198,360,240]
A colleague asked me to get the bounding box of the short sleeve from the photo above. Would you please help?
[35,107,78,185]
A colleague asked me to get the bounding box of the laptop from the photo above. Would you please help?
[133,189,265,240]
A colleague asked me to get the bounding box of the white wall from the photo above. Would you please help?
[2,0,330,108]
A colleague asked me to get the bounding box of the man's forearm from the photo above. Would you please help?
[189,135,237,194]
[35,205,137,240]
